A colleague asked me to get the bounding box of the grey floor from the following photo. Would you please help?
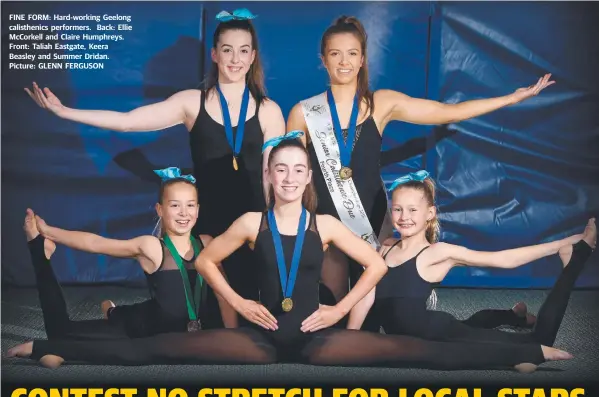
[2,286,598,386]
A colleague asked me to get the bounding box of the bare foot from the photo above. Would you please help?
[101,300,115,319]
[24,209,56,259]
[542,345,573,361]
[6,342,64,369]
[39,355,65,369]
[583,218,596,250]
[511,302,537,327]
[515,346,572,373]
[514,363,537,374]
[559,218,596,267]
[6,341,33,358]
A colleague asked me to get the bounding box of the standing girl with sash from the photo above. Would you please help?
[286,16,555,323]
[348,171,595,346]
[8,136,573,371]
[21,168,235,340]
[25,9,286,327]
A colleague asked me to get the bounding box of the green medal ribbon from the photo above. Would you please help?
[163,235,203,324]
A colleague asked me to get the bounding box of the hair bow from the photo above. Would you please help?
[216,8,258,22]
[154,167,196,184]
[387,170,430,192]
[262,130,305,153]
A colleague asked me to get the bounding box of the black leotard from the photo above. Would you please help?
[27,235,205,340]
[29,214,548,370]
[374,240,593,346]
[187,89,265,325]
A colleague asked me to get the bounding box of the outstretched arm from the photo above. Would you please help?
[376,74,554,126]
[25,82,198,132]
[425,234,583,272]
[33,211,161,273]
[195,213,278,330]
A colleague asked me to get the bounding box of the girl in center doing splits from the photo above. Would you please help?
[8,135,572,371]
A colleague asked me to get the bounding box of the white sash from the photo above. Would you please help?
[300,92,381,251]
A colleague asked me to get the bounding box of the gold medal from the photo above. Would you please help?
[233,156,239,171]
[281,297,293,312]
[339,166,353,180]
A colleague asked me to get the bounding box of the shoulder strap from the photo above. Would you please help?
[382,239,402,259]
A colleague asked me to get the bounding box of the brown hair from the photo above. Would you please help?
[266,139,318,213]
[392,178,441,243]
[204,19,267,104]
[321,16,374,116]
[154,179,198,237]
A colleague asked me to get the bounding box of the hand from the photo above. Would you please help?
[24,82,66,115]
[509,73,555,104]
[34,214,51,238]
[235,299,278,331]
[301,304,345,333]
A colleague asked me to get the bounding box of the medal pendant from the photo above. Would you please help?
[339,167,353,180]
[281,298,293,312]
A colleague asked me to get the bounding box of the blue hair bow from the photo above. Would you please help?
[262,130,305,153]
[387,170,430,192]
[154,167,196,184]
[216,8,258,22]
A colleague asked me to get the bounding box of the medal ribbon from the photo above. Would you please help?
[268,207,307,302]
[326,87,360,168]
[163,235,203,322]
[216,84,251,160]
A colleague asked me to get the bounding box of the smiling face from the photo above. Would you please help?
[390,186,435,241]
[155,181,199,236]
[267,146,313,206]
[211,29,256,84]
[321,32,364,85]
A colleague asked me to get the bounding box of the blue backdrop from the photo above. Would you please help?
[2,1,598,288]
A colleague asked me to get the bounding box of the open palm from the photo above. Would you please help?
[24,82,65,115]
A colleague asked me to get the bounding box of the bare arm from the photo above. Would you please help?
[26,82,198,132]
[195,213,278,330]
[35,214,161,273]
[376,74,554,126]
[286,103,308,146]
[199,235,238,328]
[347,287,376,330]
[302,215,387,332]
[259,100,286,202]
[425,234,582,272]
[322,216,387,316]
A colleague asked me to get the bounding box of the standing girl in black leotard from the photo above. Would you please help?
[21,169,235,340]
[24,9,286,327]
[7,137,573,371]
[286,16,555,326]
[348,171,596,347]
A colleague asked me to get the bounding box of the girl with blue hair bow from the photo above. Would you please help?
[8,136,574,372]
[348,170,596,348]
[20,168,236,341]
[25,9,287,328]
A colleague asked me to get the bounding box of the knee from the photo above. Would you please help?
[252,342,277,364]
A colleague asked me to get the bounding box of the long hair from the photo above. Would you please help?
[266,139,317,213]
[204,19,267,104]
[321,15,374,116]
